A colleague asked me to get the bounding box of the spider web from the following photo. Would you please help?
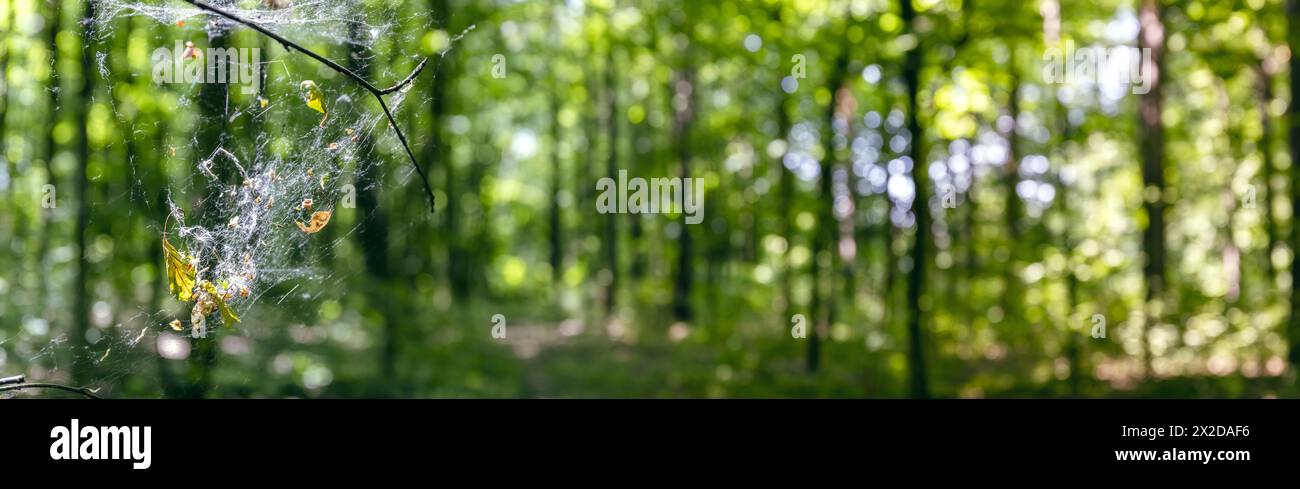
[5,0,468,397]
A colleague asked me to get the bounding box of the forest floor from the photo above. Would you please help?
[485,320,1297,398]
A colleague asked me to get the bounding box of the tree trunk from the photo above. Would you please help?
[548,80,564,283]
[603,42,619,316]
[71,0,98,387]
[900,0,930,398]
[1,4,11,234]
[1255,64,1279,282]
[1138,0,1166,377]
[1286,0,1300,368]
[433,0,466,300]
[777,93,794,319]
[628,122,647,280]
[37,0,61,326]
[1001,51,1023,353]
[671,62,695,322]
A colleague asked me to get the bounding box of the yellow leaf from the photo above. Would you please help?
[301,80,328,126]
[296,210,332,234]
[162,237,196,302]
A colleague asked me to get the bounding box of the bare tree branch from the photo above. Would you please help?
[182,0,438,212]
[0,382,102,399]
[382,58,430,95]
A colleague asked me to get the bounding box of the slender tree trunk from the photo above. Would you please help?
[777,93,794,319]
[1286,0,1300,368]
[1138,0,1166,378]
[1,3,10,229]
[1255,64,1279,282]
[466,133,492,293]
[884,211,897,326]
[1002,52,1023,355]
[671,63,695,322]
[603,43,619,316]
[428,0,466,301]
[670,29,702,325]
[1057,126,1084,395]
[548,80,564,283]
[37,0,61,325]
[628,123,647,280]
[580,46,601,321]
[900,0,930,398]
[0,3,19,339]
[1003,59,1023,243]
[0,4,26,313]
[71,0,98,387]
[961,178,978,297]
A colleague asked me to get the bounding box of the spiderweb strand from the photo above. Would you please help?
[182,0,436,212]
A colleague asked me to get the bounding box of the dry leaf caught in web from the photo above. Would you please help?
[168,319,183,332]
[296,210,332,234]
[162,237,196,302]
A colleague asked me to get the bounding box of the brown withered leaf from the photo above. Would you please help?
[296,210,332,234]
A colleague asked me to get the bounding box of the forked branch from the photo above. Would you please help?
[182,0,437,212]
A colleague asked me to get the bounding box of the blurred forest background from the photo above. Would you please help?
[1,0,1299,398]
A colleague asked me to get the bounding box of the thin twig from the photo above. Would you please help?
[0,383,102,399]
[381,58,430,95]
[182,0,437,212]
